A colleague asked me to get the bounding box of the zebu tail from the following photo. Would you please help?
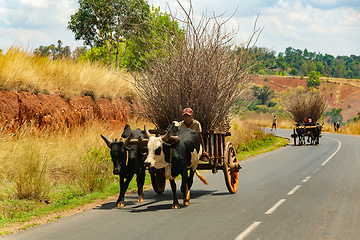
[195,171,209,185]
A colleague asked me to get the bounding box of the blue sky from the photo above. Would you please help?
[1,0,359,56]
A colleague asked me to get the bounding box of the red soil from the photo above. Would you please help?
[0,90,132,133]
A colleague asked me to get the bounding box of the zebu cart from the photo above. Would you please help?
[128,128,241,194]
[291,123,322,146]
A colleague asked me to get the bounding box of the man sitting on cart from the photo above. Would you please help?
[179,108,210,161]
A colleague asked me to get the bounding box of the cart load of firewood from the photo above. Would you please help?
[283,87,328,123]
[132,2,262,131]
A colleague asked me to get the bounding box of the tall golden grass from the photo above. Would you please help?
[0,47,135,100]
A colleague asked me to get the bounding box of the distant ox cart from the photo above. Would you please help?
[291,122,323,146]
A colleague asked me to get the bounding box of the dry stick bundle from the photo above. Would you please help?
[133,1,262,131]
[284,88,328,123]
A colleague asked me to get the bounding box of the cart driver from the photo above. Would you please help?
[179,108,201,132]
[179,108,209,160]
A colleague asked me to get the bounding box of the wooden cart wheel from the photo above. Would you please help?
[223,142,239,194]
[149,167,165,194]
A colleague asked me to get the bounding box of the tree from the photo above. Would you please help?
[34,40,71,59]
[301,62,309,76]
[68,0,150,69]
[315,61,324,75]
[276,56,288,71]
[307,71,321,88]
[124,6,181,70]
[251,85,274,105]
[325,108,343,124]
[289,68,298,76]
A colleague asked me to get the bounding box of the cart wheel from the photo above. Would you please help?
[223,142,239,194]
[149,167,165,194]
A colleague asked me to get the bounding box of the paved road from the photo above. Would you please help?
[4,129,360,240]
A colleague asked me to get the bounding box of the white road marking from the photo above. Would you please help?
[235,137,342,240]
[235,222,261,240]
[288,185,301,195]
[302,176,311,182]
[321,138,341,166]
[265,199,286,214]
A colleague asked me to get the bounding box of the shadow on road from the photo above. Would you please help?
[95,189,219,212]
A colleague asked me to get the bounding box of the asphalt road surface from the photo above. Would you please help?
[4,129,360,240]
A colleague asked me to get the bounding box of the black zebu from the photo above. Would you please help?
[101,125,147,208]
[295,123,306,146]
[144,122,206,209]
[308,123,323,145]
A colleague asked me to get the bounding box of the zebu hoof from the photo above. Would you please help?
[137,198,143,203]
[117,202,125,208]
[172,204,180,209]
[183,191,190,206]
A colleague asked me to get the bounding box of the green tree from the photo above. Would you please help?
[307,71,321,88]
[301,62,309,76]
[124,6,182,70]
[289,68,298,76]
[251,85,274,105]
[325,108,343,124]
[276,56,288,71]
[315,61,325,75]
[68,0,150,69]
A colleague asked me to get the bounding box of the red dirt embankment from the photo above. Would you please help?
[0,91,132,133]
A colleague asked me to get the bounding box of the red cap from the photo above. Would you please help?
[182,108,193,116]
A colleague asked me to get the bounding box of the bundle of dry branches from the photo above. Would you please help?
[133,1,262,131]
[283,87,328,123]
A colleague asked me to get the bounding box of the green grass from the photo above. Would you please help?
[237,136,289,161]
[0,174,152,235]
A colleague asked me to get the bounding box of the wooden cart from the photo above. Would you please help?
[129,129,241,194]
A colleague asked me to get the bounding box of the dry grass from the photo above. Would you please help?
[0,47,136,100]
[337,121,360,135]
[0,117,154,200]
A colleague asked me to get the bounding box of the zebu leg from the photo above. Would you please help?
[182,169,196,206]
[136,168,146,203]
[170,179,180,209]
[187,169,196,189]
[117,174,134,208]
[117,175,125,208]
[181,172,190,206]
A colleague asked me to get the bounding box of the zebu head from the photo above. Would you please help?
[143,125,172,169]
[101,133,133,175]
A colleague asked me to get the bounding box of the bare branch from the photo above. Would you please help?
[132,1,263,131]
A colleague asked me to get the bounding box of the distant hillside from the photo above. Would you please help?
[252,76,360,122]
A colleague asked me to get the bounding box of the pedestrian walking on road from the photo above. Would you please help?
[271,115,277,131]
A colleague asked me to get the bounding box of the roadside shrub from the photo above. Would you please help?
[13,148,50,201]
[77,146,113,193]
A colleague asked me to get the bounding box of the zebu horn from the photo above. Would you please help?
[124,132,134,146]
[161,129,172,142]
[101,135,112,148]
[144,125,151,138]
